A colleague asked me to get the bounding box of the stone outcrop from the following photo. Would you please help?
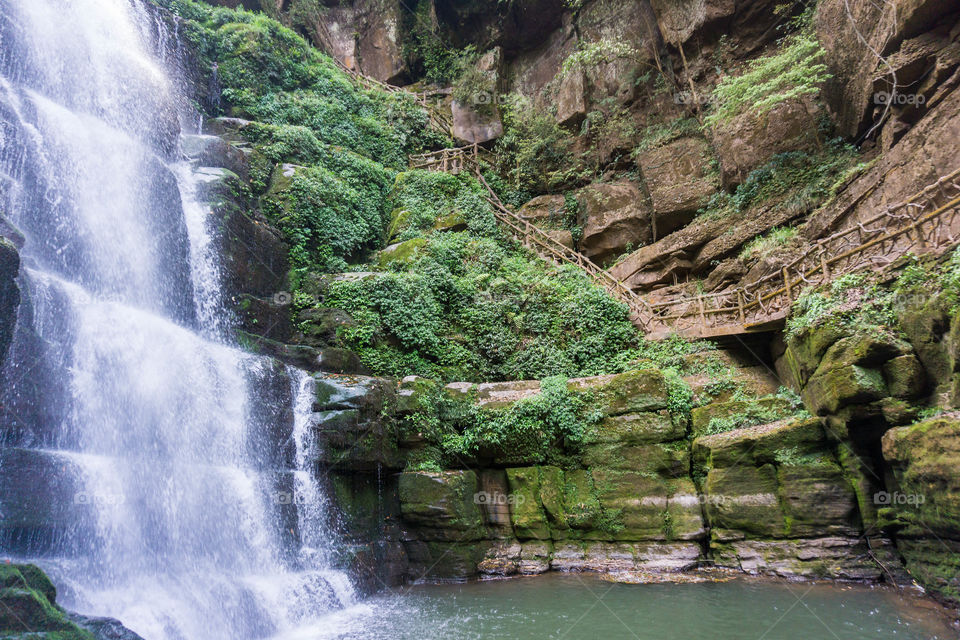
[0,563,145,640]
[882,414,960,605]
[576,181,652,264]
[0,236,20,367]
[636,137,718,237]
[709,97,820,187]
[815,0,960,140]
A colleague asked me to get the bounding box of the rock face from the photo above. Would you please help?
[709,97,820,187]
[576,182,652,264]
[882,415,960,605]
[636,137,719,237]
[0,563,144,640]
[815,0,960,140]
[0,237,20,367]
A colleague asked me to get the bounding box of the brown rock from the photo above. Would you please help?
[709,97,819,187]
[636,137,719,237]
[815,0,957,138]
[517,195,567,224]
[576,181,652,264]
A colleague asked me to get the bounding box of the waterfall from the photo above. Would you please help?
[0,1,356,638]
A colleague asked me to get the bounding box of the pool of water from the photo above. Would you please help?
[274,574,958,640]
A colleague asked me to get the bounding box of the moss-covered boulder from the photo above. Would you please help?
[378,237,428,267]
[703,464,786,538]
[0,564,96,639]
[505,467,551,540]
[568,369,670,416]
[882,415,960,550]
[398,470,486,540]
[693,416,827,468]
[802,364,888,415]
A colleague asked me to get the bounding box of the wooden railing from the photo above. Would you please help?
[414,148,960,340]
[330,57,453,136]
[641,168,960,339]
[336,63,960,340]
[410,146,656,330]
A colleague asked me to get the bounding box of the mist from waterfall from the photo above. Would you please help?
[0,0,355,638]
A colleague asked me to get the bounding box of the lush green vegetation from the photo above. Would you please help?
[403,376,602,468]
[314,171,657,382]
[157,0,448,278]
[739,226,798,261]
[698,141,859,220]
[704,29,830,129]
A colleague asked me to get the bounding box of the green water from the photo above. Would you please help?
[284,574,957,639]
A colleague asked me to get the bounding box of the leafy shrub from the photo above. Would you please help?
[495,94,574,197]
[739,227,798,261]
[704,31,830,128]
[402,376,602,466]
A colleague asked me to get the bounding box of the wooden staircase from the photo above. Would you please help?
[334,63,960,341]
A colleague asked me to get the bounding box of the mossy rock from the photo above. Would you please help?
[777,465,860,537]
[406,540,494,581]
[582,442,689,477]
[397,470,485,540]
[433,211,467,232]
[505,467,551,540]
[692,416,827,468]
[561,469,603,531]
[386,208,412,241]
[813,332,912,374]
[896,538,960,605]
[590,469,699,541]
[0,565,95,639]
[378,237,428,267]
[703,464,786,538]
[689,396,793,438]
[568,369,669,416]
[783,321,847,384]
[590,410,682,445]
[881,415,960,539]
[802,365,887,415]
[882,354,927,399]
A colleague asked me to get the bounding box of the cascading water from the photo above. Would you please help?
[0,0,357,638]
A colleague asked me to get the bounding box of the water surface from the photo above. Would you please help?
[281,574,957,640]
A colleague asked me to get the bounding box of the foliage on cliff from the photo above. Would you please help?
[315,171,651,381]
[157,0,445,273]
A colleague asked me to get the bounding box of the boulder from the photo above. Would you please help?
[576,182,652,264]
[0,237,20,366]
[802,365,888,416]
[693,416,828,469]
[567,369,670,416]
[398,471,486,540]
[517,194,567,225]
[636,137,718,237]
[709,97,819,187]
